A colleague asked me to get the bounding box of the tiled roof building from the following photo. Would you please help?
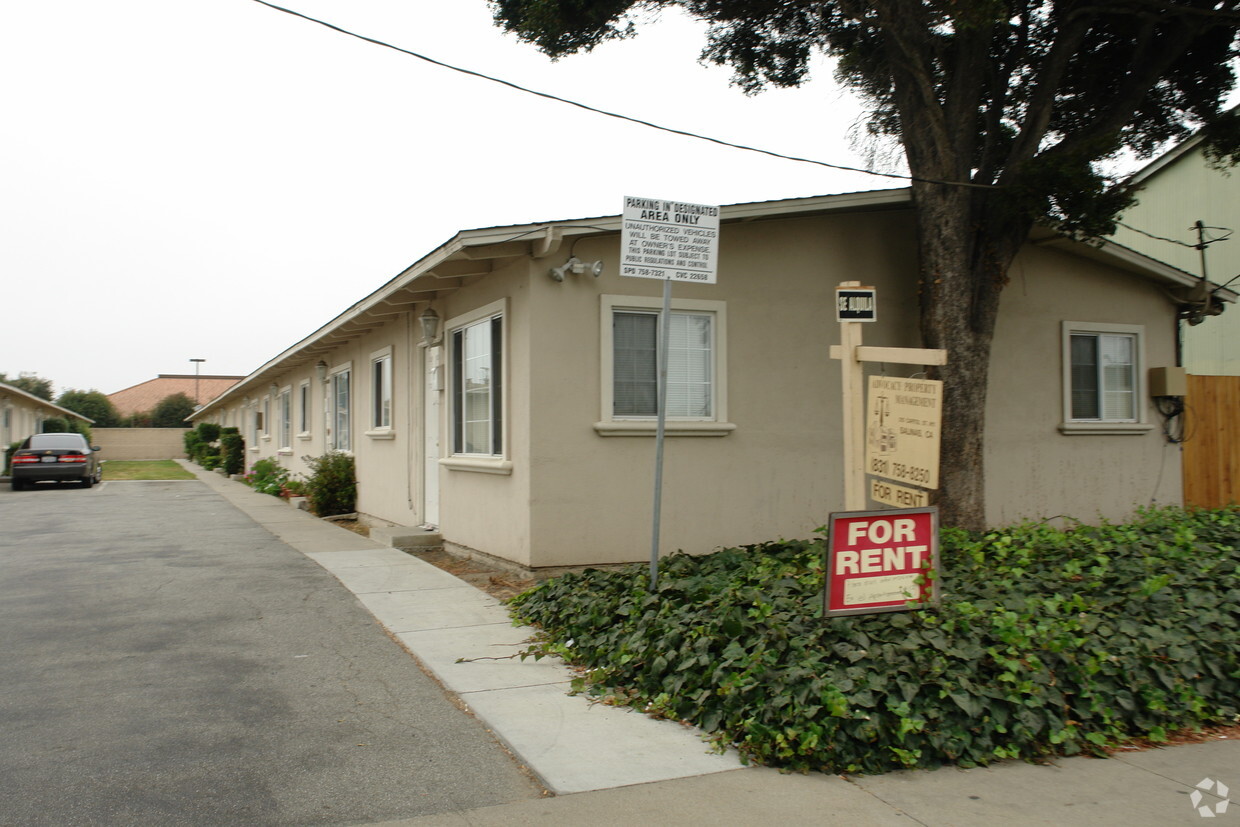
[109,374,243,417]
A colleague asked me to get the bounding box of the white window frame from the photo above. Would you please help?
[443,299,511,475]
[261,395,272,441]
[277,387,292,454]
[1059,321,1153,435]
[366,346,395,439]
[297,380,312,440]
[329,363,352,452]
[596,294,734,437]
[248,402,260,452]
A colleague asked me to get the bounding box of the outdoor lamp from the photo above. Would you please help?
[316,361,327,381]
[420,307,440,344]
[549,256,604,282]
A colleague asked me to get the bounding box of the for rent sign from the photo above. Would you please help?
[824,507,939,617]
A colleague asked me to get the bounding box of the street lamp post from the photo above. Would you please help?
[190,358,205,405]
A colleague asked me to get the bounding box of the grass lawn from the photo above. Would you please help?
[103,460,197,481]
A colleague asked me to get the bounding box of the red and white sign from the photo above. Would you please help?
[824,507,939,616]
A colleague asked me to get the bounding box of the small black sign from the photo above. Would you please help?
[836,288,877,322]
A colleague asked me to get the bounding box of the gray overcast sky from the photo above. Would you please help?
[3,1,893,397]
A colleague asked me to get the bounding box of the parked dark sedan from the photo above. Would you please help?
[10,433,103,490]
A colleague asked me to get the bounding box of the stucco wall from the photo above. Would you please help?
[984,243,1182,525]
[93,428,191,460]
[524,209,927,567]
[193,203,1186,571]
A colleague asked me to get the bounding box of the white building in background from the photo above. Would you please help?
[1112,135,1240,376]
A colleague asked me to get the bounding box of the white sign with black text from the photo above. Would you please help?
[621,196,719,284]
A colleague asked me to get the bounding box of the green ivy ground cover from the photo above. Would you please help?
[510,507,1240,774]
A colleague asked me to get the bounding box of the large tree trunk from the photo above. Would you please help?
[912,182,1030,530]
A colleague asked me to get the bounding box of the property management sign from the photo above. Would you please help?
[866,376,942,492]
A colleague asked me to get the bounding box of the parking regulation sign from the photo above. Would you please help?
[824,507,939,616]
[621,196,719,284]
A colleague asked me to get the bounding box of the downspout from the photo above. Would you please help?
[407,309,415,515]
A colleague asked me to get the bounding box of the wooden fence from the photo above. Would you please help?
[1183,375,1240,508]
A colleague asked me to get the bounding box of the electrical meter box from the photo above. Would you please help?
[1148,366,1187,398]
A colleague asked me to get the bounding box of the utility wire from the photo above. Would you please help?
[1117,220,1232,249]
[249,0,995,190]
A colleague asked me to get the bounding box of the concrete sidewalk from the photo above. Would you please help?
[184,463,1238,826]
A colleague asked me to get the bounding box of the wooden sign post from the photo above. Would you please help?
[829,281,947,511]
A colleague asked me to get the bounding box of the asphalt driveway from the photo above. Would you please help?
[0,479,542,826]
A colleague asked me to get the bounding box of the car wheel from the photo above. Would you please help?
[11,479,24,491]
[80,476,93,489]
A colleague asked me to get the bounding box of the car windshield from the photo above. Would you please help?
[27,434,88,451]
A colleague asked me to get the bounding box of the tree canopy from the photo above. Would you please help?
[151,393,196,428]
[493,1,1238,232]
[492,0,1240,528]
[56,389,122,428]
[0,371,54,401]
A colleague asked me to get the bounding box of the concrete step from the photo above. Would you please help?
[368,525,442,551]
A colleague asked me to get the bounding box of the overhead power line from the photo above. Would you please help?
[249,0,995,190]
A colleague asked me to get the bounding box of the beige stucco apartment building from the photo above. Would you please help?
[1,382,94,466]
[193,190,1231,572]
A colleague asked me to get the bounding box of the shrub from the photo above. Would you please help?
[41,417,70,433]
[244,457,289,497]
[196,422,222,443]
[184,430,203,461]
[303,451,356,516]
[281,478,308,499]
[4,441,20,475]
[220,430,244,476]
[510,507,1240,775]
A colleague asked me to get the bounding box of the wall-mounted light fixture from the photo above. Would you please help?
[316,361,328,382]
[269,382,279,396]
[420,307,440,344]
[550,256,604,282]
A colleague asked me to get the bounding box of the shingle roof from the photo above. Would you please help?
[108,374,244,416]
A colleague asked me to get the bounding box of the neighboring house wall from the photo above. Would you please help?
[1111,143,1240,375]
[194,193,1197,570]
[92,428,191,461]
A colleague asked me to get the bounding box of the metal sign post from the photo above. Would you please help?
[620,196,720,588]
[650,276,673,589]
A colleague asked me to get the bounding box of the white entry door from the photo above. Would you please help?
[422,345,441,528]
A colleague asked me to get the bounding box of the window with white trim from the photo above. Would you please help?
[1061,322,1150,434]
[598,295,732,436]
[297,381,310,437]
[278,388,292,450]
[330,366,351,451]
[452,313,503,456]
[262,396,272,439]
[371,349,393,431]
